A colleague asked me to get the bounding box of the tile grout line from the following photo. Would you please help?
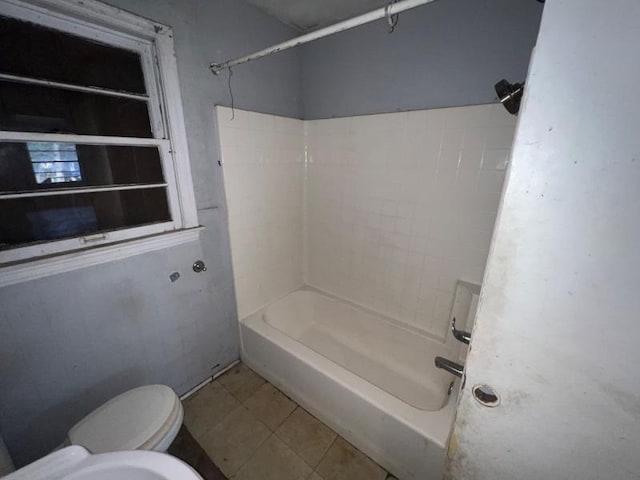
[272,402,299,432]
[215,367,300,477]
[236,366,338,475]
[233,368,298,434]
[189,380,249,440]
[217,368,266,405]
[311,434,339,478]
[239,412,311,479]
[273,405,339,474]
[246,394,310,472]
[213,366,355,479]
[206,368,272,477]
[272,405,312,471]
[231,430,272,478]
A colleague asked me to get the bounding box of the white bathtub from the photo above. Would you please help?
[240,287,474,480]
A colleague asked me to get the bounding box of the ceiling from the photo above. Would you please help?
[246,0,388,32]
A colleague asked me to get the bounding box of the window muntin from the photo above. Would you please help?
[0,81,153,137]
[0,188,171,247]
[0,7,183,259]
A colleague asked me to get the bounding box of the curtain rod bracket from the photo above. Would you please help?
[210,63,223,75]
[386,0,399,33]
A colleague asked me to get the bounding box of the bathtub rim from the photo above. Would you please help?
[239,296,460,450]
[263,287,454,412]
[296,284,453,344]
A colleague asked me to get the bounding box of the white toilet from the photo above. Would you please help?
[0,384,184,477]
[65,384,184,454]
[4,445,202,480]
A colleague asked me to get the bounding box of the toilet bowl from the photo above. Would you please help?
[0,385,183,477]
[4,445,202,480]
[65,385,183,454]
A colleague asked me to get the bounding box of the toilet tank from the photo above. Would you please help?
[0,432,15,475]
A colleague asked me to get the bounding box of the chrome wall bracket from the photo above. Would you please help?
[452,317,471,344]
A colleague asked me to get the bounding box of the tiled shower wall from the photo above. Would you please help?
[218,105,515,339]
[306,105,516,338]
[217,107,305,319]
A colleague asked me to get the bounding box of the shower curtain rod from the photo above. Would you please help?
[210,0,438,74]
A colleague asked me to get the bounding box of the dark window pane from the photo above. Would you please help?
[76,145,164,186]
[0,143,164,192]
[0,188,170,248]
[0,81,152,137]
[0,15,146,94]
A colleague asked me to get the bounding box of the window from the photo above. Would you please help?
[28,142,82,184]
[0,0,198,280]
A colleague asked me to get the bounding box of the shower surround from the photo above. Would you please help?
[216,104,515,479]
[216,109,305,320]
[217,104,515,338]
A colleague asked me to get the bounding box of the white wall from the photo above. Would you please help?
[306,106,516,338]
[449,1,640,478]
[217,107,305,318]
[219,105,515,341]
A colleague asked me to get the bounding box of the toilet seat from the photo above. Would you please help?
[67,385,183,454]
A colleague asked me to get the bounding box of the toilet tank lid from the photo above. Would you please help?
[68,385,181,454]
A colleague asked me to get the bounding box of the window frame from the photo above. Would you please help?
[0,0,200,285]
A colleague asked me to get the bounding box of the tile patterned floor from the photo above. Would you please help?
[168,426,227,480]
[183,362,395,480]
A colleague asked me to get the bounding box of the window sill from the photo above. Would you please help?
[0,227,203,287]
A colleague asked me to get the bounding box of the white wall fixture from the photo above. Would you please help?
[305,105,516,338]
[216,107,305,319]
[240,288,461,480]
[217,105,515,338]
[3,445,201,480]
[449,0,640,478]
[217,103,516,478]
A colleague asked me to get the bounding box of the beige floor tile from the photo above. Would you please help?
[244,382,297,430]
[218,363,265,402]
[183,381,240,439]
[315,437,387,480]
[198,405,270,477]
[309,473,324,480]
[276,407,337,467]
[233,434,312,480]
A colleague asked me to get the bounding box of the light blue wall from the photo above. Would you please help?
[0,0,543,468]
[0,0,301,467]
[301,0,543,119]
